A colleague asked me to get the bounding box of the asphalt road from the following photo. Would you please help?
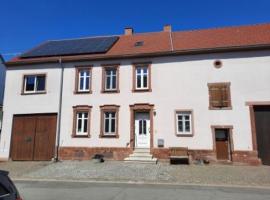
[15,181,270,200]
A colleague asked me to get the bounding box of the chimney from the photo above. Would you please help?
[124,27,133,35]
[163,24,172,32]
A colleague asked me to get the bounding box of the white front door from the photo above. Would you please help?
[135,112,150,148]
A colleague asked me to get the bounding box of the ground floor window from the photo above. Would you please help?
[72,105,92,137]
[175,110,194,136]
[100,105,120,138]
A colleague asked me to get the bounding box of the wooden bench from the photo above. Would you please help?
[169,147,190,164]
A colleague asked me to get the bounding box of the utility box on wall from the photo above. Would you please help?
[158,139,164,148]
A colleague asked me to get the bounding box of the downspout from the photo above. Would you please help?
[55,57,64,162]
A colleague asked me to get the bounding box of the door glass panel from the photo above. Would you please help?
[139,120,142,135]
[143,120,147,135]
[215,129,228,141]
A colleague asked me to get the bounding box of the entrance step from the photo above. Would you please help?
[124,148,157,164]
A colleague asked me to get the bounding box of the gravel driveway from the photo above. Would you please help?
[1,160,270,187]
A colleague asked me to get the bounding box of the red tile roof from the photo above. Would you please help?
[7,23,270,66]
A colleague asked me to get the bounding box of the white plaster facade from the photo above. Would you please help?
[0,50,270,160]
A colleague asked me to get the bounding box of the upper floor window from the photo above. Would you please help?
[75,66,92,94]
[208,82,232,109]
[72,105,92,137]
[175,110,194,136]
[100,105,120,138]
[23,74,46,94]
[133,63,152,92]
[102,65,119,93]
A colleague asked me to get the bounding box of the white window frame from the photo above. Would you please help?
[24,75,46,93]
[105,68,117,91]
[135,66,148,90]
[76,112,89,136]
[104,111,116,135]
[78,70,90,92]
[176,111,192,135]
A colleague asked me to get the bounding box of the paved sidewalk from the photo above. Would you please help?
[1,160,270,187]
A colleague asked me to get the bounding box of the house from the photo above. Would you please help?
[0,55,6,132]
[0,24,270,165]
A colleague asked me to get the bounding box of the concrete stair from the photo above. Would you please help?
[124,148,158,164]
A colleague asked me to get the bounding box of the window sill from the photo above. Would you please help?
[21,91,46,95]
[74,91,92,94]
[209,106,232,110]
[101,90,120,93]
[175,133,194,137]
[132,88,152,93]
[72,134,91,138]
[99,134,119,138]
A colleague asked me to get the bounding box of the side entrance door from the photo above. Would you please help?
[135,112,150,148]
[11,114,57,161]
[215,128,231,160]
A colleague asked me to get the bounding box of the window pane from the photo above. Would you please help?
[178,121,183,132]
[83,119,88,133]
[106,76,111,89]
[85,77,89,90]
[111,112,115,118]
[36,76,46,91]
[185,121,190,132]
[79,77,84,90]
[105,112,110,118]
[185,115,190,120]
[178,115,182,120]
[78,113,82,118]
[143,74,147,88]
[84,113,88,118]
[143,68,147,74]
[137,75,141,88]
[105,118,109,133]
[77,119,82,132]
[111,119,115,133]
[25,76,35,91]
[112,75,116,89]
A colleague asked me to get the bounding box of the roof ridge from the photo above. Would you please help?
[172,22,270,34]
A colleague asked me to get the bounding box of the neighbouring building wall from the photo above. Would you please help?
[0,56,6,131]
[0,56,6,105]
[0,50,270,163]
[0,64,61,160]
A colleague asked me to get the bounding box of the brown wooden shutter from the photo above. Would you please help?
[209,85,223,108]
[209,83,231,108]
[221,85,229,107]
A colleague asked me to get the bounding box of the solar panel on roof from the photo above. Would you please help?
[20,36,119,58]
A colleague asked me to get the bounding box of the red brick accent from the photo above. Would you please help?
[188,150,216,161]
[152,148,261,165]
[59,147,132,161]
[232,151,261,166]
[152,148,170,160]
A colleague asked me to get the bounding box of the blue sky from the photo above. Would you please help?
[1,0,270,60]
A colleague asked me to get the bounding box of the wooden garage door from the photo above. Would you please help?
[254,106,270,165]
[11,114,57,161]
